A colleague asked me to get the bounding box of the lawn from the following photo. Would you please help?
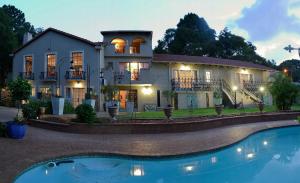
[118,105,300,119]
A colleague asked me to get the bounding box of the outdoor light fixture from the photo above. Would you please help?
[237,147,242,153]
[263,141,268,146]
[142,86,153,95]
[232,86,238,91]
[283,68,288,73]
[246,153,255,159]
[99,71,104,79]
[259,86,265,92]
[131,165,144,176]
[180,64,191,71]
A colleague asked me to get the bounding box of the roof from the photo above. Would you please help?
[14,28,103,54]
[101,30,152,35]
[153,54,275,71]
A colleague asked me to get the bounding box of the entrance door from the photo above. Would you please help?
[119,89,138,111]
[72,88,85,107]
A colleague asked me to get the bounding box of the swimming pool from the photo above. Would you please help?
[15,126,300,183]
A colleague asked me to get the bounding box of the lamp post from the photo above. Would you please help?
[259,86,265,102]
[232,85,238,109]
[56,57,73,96]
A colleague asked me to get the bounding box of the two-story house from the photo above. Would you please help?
[12,27,275,112]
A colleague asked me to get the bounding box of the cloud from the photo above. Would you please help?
[235,0,300,41]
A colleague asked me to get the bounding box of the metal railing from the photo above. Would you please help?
[19,72,34,80]
[40,72,57,81]
[65,71,86,80]
[171,78,221,91]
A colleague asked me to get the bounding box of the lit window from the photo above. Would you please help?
[72,52,83,71]
[111,38,126,53]
[25,56,33,73]
[205,71,211,83]
[47,54,56,75]
[119,62,149,80]
[130,38,145,54]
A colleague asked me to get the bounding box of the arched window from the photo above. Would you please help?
[130,37,145,54]
[111,38,126,54]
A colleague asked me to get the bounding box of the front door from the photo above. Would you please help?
[72,88,85,107]
[119,89,138,111]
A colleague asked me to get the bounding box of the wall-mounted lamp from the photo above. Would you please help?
[142,86,153,95]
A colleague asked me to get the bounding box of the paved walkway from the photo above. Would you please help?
[0,119,298,183]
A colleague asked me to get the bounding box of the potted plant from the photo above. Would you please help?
[51,87,64,115]
[7,77,31,139]
[83,91,97,109]
[257,101,264,113]
[102,85,119,120]
[162,90,175,120]
[213,90,224,116]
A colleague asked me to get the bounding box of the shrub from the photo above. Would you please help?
[0,123,6,137]
[269,73,299,110]
[75,104,96,124]
[22,99,40,120]
[64,101,75,114]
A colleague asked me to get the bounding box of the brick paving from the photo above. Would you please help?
[0,119,298,183]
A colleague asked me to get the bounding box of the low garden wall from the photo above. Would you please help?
[28,111,300,134]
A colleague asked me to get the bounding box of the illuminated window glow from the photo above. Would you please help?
[111,38,126,53]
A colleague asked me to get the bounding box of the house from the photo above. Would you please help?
[12,27,275,112]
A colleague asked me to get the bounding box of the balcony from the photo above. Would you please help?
[171,78,221,91]
[65,71,86,81]
[40,72,57,81]
[19,72,34,80]
[103,69,152,85]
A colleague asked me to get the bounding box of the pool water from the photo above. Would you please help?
[15,126,300,183]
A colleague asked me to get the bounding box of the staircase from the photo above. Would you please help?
[241,88,262,103]
[221,80,236,105]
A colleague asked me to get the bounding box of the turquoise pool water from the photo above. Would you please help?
[15,126,300,183]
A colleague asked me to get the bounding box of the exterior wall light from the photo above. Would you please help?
[259,86,265,92]
[232,86,238,91]
[74,81,83,88]
[180,65,191,71]
[142,86,153,95]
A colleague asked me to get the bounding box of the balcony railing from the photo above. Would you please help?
[171,78,221,91]
[19,72,34,80]
[104,69,151,85]
[40,72,57,81]
[65,71,86,80]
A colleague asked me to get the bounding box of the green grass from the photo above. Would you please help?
[118,105,300,120]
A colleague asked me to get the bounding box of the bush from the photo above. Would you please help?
[269,73,299,110]
[22,99,40,120]
[75,104,96,124]
[0,123,6,137]
[64,101,75,114]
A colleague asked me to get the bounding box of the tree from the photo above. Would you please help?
[2,5,36,46]
[154,13,216,56]
[0,8,17,87]
[216,28,276,68]
[278,59,300,82]
[8,77,32,120]
[269,73,298,110]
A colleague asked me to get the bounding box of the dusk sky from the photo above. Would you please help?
[2,0,300,64]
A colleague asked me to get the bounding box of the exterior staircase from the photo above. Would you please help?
[221,80,236,105]
[241,88,262,103]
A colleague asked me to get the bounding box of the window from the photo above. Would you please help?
[31,87,35,97]
[47,54,56,76]
[130,38,145,54]
[205,71,211,83]
[111,38,126,53]
[119,62,150,80]
[72,52,83,71]
[173,70,197,88]
[40,87,52,98]
[24,56,33,73]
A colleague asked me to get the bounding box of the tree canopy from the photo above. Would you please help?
[278,59,300,82]
[0,5,40,87]
[154,13,276,68]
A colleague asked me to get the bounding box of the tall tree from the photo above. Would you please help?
[2,5,36,47]
[154,13,216,56]
[0,8,17,87]
[216,28,275,67]
[278,59,300,82]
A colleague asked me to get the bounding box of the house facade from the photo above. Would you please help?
[12,28,274,112]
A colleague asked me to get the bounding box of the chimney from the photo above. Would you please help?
[23,32,33,45]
